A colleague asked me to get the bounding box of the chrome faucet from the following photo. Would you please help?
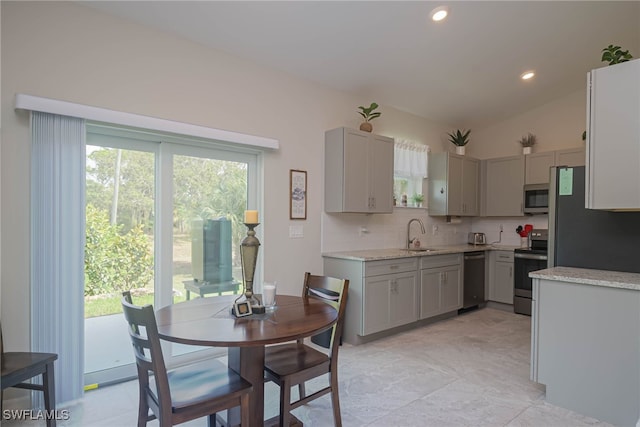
[407,218,426,249]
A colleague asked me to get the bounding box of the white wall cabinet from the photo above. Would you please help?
[323,256,418,344]
[488,250,514,304]
[525,148,586,185]
[586,59,640,210]
[420,254,462,318]
[325,127,394,213]
[428,152,479,216]
[482,155,525,216]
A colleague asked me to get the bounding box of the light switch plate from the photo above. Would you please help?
[289,225,304,238]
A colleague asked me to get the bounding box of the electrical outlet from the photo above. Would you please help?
[432,225,439,235]
[499,224,504,232]
[289,225,304,238]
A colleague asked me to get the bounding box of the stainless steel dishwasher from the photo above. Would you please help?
[463,251,485,309]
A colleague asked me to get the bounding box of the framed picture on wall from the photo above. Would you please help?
[290,169,307,220]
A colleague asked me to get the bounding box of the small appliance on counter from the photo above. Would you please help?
[467,232,486,245]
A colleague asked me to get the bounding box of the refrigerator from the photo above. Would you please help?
[549,166,640,273]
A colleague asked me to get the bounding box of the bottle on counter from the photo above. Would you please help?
[401,194,408,207]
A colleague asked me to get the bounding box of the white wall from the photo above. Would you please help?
[0,1,453,348]
[470,89,587,159]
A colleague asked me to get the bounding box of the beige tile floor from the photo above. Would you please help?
[5,308,613,426]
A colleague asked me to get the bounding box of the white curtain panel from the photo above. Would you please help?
[393,139,429,178]
[31,112,86,405]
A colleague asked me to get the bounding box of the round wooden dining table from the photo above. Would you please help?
[155,294,338,427]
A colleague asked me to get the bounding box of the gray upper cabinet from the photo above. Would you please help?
[325,127,394,213]
[428,152,479,216]
[555,147,585,168]
[482,155,525,216]
[525,152,555,185]
[525,148,586,185]
[586,59,640,210]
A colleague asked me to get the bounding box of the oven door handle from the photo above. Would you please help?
[514,253,548,261]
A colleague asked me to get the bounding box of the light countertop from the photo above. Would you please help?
[322,244,520,261]
[530,266,640,291]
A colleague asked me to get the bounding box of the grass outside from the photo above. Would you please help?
[84,233,242,318]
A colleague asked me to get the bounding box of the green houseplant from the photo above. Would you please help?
[357,102,381,132]
[518,132,536,154]
[601,44,633,65]
[447,129,471,155]
[411,193,424,208]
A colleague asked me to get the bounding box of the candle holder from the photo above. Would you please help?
[233,222,265,315]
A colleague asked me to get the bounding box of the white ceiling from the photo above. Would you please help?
[83,1,640,129]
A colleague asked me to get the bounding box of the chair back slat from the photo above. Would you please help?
[302,272,349,355]
[121,292,172,411]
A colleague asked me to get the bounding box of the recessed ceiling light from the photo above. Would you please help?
[430,6,449,22]
[521,71,536,80]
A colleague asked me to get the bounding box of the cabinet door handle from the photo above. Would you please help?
[509,267,513,277]
[390,265,399,270]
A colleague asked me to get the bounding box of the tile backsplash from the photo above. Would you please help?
[470,216,548,246]
[321,208,472,253]
[321,210,549,253]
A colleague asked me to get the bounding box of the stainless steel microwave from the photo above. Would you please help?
[523,184,549,214]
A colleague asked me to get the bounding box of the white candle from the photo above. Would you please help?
[263,283,276,307]
[244,210,259,223]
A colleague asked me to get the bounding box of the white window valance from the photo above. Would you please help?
[15,93,279,150]
[394,139,429,178]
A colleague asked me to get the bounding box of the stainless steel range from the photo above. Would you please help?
[513,229,548,316]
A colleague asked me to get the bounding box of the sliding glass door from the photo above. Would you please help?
[84,126,258,386]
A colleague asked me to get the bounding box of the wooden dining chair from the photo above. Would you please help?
[263,273,349,427]
[0,323,58,427]
[121,292,253,427]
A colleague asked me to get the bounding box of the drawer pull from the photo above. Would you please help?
[389,265,400,270]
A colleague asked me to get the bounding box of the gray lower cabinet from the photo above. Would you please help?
[324,256,418,344]
[420,254,462,319]
[363,270,419,335]
[488,250,514,304]
[531,277,640,426]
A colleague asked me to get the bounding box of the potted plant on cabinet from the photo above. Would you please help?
[601,44,633,65]
[357,102,381,132]
[518,132,536,154]
[411,193,424,207]
[447,129,471,155]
